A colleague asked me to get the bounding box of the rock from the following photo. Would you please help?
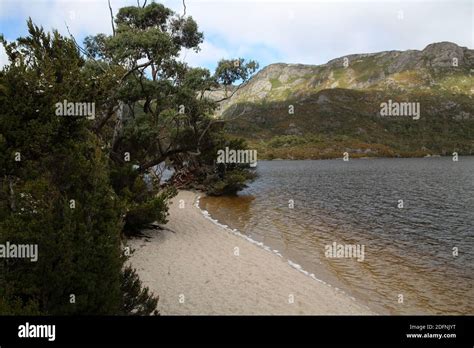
[214,42,473,118]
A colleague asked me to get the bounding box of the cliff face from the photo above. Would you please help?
[213,42,474,159]
[219,42,473,115]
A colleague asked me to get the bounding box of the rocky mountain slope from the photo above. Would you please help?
[215,42,474,159]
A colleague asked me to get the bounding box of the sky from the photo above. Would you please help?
[0,0,473,72]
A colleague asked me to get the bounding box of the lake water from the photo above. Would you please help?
[200,157,474,314]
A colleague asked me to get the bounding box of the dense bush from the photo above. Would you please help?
[0,3,256,315]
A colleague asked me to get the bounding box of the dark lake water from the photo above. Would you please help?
[200,157,474,314]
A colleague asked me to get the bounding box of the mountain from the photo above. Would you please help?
[215,42,474,159]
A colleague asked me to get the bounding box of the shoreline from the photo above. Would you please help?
[128,190,374,315]
[257,154,457,161]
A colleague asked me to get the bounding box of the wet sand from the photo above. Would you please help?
[127,191,373,315]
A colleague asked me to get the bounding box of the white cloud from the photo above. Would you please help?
[1,0,472,69]
[175,0,473,65]
[0,45,8,68]
[181,41,230,67]
[0,0,134,37]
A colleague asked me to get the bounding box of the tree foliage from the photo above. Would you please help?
[0,2,258,315]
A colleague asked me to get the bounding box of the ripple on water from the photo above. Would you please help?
[200,158,474,314]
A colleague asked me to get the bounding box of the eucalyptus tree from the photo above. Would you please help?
[0,2,258,315]
[84,2,258,174]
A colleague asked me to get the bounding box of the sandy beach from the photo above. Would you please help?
[127,191,373,315]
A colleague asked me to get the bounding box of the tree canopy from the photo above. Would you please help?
[0,2,258,315]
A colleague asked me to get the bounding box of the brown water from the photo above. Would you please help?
[200,158,474,315]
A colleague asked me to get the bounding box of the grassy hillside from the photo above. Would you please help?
[217,42,474,159]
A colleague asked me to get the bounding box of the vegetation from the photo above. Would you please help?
[224,87,474,160]
[0,2,257,315]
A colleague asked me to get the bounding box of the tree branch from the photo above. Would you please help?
[64,22,108,73]
[94,104,118,133]
[181,0,187,18]
[138,147,195,174]
[108,0,116,36]
[213,79,249,103]
[120,60,152,83]
[6,175,16,212]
